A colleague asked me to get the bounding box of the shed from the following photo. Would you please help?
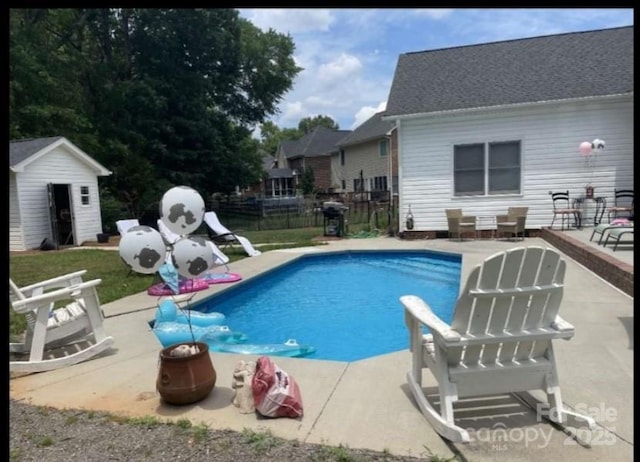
[10,136,112,251]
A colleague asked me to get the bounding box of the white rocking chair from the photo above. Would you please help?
[401,246,596,443]
[10,270,114,374]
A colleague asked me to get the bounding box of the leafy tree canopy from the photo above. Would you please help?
[10,8,302,216]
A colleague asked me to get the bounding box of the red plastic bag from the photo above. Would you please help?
[252,356,303,418]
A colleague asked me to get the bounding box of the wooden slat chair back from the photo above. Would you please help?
[401,246,595,443]
[10,272,114,373]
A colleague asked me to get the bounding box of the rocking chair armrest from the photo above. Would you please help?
[17,270,88,295]
[12,279,102,314]
[401,295,461,342]
[551,315,575,334]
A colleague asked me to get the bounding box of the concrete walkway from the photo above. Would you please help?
[10,236,633,461]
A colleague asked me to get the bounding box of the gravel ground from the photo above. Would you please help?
[10,399,443,461]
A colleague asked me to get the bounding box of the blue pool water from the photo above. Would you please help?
[188,250,461,362]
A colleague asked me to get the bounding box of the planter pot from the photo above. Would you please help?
[156,342,216,405]
[96,233,110,243]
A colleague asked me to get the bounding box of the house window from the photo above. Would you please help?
[340,149,345,166]
[353,178,364,193]
[373,176,387,191]
[341,180,346,190]
[453,141,521,196]
[80,186,90,205]
[379,139,389,157]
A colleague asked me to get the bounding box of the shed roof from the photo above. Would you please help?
[9,136,111,175]
[385,26,633,118]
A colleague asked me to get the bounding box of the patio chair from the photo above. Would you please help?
[10,271,114,373]
[401,246,596,443]
[607,189,634,223]
[550,191,581,230]
[203,211,261,257]
[603,227,634,251]
[589,221,634,245]
[496,206,528,241]
[445,209,476,241]
[115,219,140,236]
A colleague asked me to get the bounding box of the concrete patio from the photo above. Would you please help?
[10,235,633,461]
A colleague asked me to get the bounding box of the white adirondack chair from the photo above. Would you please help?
[10,271,114,373]
[401,246,596,443]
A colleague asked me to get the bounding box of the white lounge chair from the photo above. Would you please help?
[10,271,114,374]
[401,246,595,443]
[203,211,261,257]
[115,219,140,236]
[157,218,230,270]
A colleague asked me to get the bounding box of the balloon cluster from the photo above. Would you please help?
[119,186,216,279]
[579,138,606,157]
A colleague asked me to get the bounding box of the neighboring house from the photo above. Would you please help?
[334,111,397,201]
[274,126,351,194]
[10,136,112,251]
[383,26,633,235]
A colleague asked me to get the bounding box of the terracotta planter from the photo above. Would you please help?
[156,342,216,405]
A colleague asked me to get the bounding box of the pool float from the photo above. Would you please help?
[207,339,316,358]
[147,277,209,296]
[153,322,247,347]
[154,299,226,327]
[200,272,243,285]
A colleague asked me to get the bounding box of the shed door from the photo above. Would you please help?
[47,183,75,247]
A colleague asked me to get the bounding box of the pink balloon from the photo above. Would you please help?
[579,141,592,156]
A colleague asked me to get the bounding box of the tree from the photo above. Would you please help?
[298,115,339,133]
[258,120,302,157]
[9,8,302,215]
[300,167,316,195]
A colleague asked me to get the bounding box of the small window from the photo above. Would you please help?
[340,150,345,166]
[379,139,389,157]
[80,186,90,205]
[341,180,346,190]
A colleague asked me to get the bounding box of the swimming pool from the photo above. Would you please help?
[175,250,461,362]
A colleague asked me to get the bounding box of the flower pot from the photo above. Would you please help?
[156,342,216,405]
[96,233,110,243]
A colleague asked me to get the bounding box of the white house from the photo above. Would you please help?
[383,26,634,236]
[10,136,112,251]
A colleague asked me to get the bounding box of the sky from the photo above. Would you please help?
[238,8,633,133]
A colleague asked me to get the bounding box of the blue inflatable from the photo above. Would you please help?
[207,339,316,358]
[155,299,225,327]
[153,322,247,347]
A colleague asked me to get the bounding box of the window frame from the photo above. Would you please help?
[80,185,90,206]
[378,138,389,157]
[452,139,522,197]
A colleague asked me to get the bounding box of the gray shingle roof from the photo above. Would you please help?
[385,26,633,117]
[9,136,63,167]
[287,126,352,159]
[337,111,394,147]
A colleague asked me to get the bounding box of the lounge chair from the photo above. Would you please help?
[496,206,528,241]
[603,227,634,251]
[203,211,261,257]
[589,221,634,245]
[401,246,595,443]
[115,219,140,236]
[10,271,114,373]
[157,218,230,271]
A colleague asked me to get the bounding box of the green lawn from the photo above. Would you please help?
[9,226,329,338]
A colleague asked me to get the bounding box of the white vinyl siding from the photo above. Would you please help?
[397,95,633,231]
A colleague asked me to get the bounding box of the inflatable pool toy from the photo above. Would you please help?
[207,339,316,358]
[154,299,226,327]
[153,322,247,347]
[200,272,242,285]
[147,277,209,296]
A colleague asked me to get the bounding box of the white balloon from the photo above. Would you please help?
[159,186,205,235]
[171,235,215,278]
[118,225,166,274]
